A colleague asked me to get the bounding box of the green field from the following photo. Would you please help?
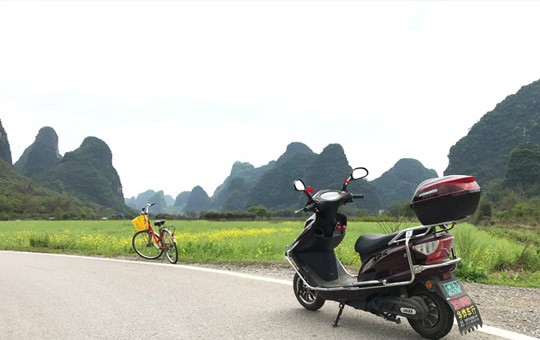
[0,220,538,287]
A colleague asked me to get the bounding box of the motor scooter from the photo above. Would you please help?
[285,167,483,339]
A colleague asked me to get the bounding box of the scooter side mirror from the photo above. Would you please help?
[293,179,306,192]
[351,167,369,180]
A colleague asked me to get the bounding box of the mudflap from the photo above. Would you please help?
[434,276,483,334]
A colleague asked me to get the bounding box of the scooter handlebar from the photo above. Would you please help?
[352,194,364,199]
[295,202,318,213]
[304,202,318,211]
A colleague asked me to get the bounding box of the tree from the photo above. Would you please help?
[504,142,540,196]
[247,205,270,220]
[386,201,415,219]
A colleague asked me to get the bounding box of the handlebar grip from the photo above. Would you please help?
[352,194,364,199]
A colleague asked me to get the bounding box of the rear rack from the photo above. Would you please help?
[388,222,455,245]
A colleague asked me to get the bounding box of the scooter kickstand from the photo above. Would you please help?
[332,303,345,327]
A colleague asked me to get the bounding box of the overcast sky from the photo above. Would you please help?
[1,1,540,199]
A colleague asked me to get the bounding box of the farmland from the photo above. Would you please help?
[0,220,538,287]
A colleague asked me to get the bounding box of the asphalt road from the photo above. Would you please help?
[0,251,513,339]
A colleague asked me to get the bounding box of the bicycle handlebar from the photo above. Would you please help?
[141,203,156,214]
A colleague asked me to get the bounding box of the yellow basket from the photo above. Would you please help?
[132,215,148,231]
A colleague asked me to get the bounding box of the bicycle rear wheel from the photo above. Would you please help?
[161,229,178,264]
[132,230,163,260]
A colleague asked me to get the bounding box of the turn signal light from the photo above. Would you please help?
[425,280,434,290]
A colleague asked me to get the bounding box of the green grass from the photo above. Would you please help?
[0,220,538,287]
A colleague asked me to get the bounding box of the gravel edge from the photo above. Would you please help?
[190,262,540,339]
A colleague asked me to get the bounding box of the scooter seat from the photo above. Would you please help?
[355,232,398,258]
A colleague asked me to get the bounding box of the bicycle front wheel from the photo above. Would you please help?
[161,229,178,264]
[132,230,163,260]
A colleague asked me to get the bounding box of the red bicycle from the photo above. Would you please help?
[131,203,178,264]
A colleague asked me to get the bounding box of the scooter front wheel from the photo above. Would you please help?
[293,273,325,311]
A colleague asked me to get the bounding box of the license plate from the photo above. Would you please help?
[443,281,463,297]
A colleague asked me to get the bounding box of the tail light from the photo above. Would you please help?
[413,236,454,264]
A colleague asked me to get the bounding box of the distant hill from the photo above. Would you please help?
[225,144,434,214]
[0,155,102,220]
[211,160,275,211]
[372,158,438,207]
[146,191,168,214]
[125,190,156,211]
[248,142,319,210]
[0,120,12,165]
[134,142,437,215]
[446,79,540,186]
[174,191,191,213]
[0,157,88,219]
[14,127,61,178]
[9,125,130,214]
[0,121,128,219]
[184,186,211,214]
[33,137,129,213]
[0,121,440,217]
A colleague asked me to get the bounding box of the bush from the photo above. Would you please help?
[29,234,50,248]
[474,200,492,224]
[202,211,256,220]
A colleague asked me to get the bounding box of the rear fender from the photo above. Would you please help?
[418,273,483,335]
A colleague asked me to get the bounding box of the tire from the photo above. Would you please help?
[132,230,163,260]
[162,229,178,264]
[407,287,454,339]
[293,273,325,311]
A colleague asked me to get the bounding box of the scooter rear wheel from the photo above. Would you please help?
[293,273,325,311]
[407,287,454,340]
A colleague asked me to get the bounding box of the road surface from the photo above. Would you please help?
[0,251,527,339]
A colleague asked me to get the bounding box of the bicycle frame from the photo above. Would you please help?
[141,215,168,250]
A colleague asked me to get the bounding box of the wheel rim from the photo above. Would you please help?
[296,277,317,305]
[419,295,440,329]
[162,231,178,263]
[133,231,162,259]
